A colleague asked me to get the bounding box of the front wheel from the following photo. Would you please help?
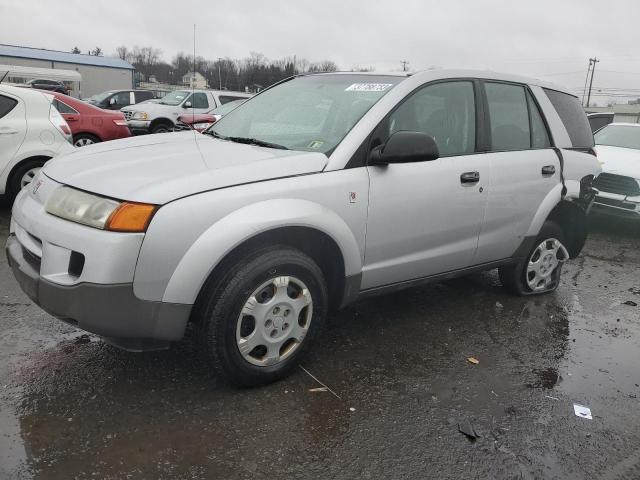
[499,220,569,295]
[195,246,328,387]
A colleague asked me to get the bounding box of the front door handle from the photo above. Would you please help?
[0,128,18,135]
[460,171,480,183]
[542,165,556,176]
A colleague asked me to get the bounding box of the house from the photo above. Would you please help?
[181,71,207,89]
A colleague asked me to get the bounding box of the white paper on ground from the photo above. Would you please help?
[573,404,592,419]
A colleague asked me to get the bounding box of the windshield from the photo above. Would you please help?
[87,91,113,103]
[159,90,191,106]
[595,124,640,150]
[210,75,403,154]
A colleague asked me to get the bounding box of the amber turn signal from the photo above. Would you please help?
[105,202,157,233]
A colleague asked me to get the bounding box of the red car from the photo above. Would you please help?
[174,99,246,132]
[43,91,131,147]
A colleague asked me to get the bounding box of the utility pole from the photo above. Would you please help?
[586,57,599,108]
[400,60,409,72]
[581,58,593,107]
[217,57,222,90]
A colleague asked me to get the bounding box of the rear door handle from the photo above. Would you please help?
[542,165,556,176]
[0,129,18,135]
[460,171,480,183]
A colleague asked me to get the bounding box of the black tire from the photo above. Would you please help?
[194,245,328,387]
[499,220,568,296]
[73,133,101,147]
[151,122,172,134]
[6,158,47,205]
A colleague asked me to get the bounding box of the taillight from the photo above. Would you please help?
[113,119,128,126]
[49,105,72,142]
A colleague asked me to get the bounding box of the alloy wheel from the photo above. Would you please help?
[526,238,569,292]
[236,275,313,366]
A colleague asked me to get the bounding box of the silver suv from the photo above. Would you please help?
[6,70,600,386]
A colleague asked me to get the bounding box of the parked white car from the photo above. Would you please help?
[592,123,640,219]
[0,84,73,203]
[7,70,600,386]
[122,89,251,134]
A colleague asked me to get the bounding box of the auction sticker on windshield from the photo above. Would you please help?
[345,83,393,92]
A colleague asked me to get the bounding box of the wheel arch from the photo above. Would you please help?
[73,131,102,142]
[149,117,174,130]
[4,155,51,194]
[545,200,588,258]
[158,198,363,309]
[192,226,348,317]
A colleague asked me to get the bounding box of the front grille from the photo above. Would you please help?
[123,110,133,120]
[593,173,640,196]
[595,196,637,210]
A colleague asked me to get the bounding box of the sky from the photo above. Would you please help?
[2,0,640,105]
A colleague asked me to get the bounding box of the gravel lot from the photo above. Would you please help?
[1,204,639,479]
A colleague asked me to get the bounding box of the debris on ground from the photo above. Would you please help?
[495,301,504,309]
[309,387,329,393]
[74,334,91,344]
[622,300,637,307]
[300,366,342,399]
[467,357,480,365]
[545,395,560,401]
[349,407,356,412]
[458,420,480,440]
[573,404,593,420]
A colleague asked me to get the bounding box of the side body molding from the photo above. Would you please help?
[160,199,363,305]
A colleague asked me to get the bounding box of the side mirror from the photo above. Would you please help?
[369,131,439,165]
[183,101,192,108]
[109,97,116,105]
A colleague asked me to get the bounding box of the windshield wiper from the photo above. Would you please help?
[227,136,289,150]
[202,131,288,150]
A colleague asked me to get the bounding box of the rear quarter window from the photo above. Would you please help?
[0,94,18,119]
[543,88,594,147]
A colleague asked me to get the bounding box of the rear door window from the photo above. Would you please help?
[543,88,594,147]
[192,93,209,108]
[135,91,154,103]
[0,95,18,119]
[485,82,531,151]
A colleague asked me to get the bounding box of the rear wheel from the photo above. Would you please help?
[73,133,101,147]
[6,158,47,204]
[499,220,569,295]
[195,246,328,387]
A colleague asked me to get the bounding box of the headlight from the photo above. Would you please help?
[193,122,213,130]
[45,187,157,232]
[132,111,148,120]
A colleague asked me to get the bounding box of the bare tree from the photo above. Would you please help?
[115,46,129,61]
[71,46,81,54]
[309,60,338,73]
[91,47,103,56]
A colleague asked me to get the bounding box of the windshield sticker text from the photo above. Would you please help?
[345,83,393,92]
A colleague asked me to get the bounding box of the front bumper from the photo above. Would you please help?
[591,192,640,220]
[6,234,191,351]
[126,119,151,135]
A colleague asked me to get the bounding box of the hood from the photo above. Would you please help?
[595,144,640,179]
[42,132,328,204]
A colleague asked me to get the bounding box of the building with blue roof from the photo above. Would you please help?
[0,44,135,98]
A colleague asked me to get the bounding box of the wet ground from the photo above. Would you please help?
[1,205,639,480]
